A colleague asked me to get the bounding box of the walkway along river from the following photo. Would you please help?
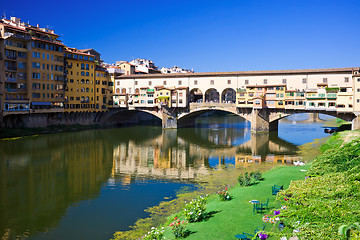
[0,113,330,240]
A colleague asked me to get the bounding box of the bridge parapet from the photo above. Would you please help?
[189,102,236,110]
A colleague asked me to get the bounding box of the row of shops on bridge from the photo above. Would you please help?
[112,82,354,113]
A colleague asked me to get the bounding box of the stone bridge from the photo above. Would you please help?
[105,102,359,132]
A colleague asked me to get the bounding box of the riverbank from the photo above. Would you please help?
[131,130,359,240]
[0,124,102,140]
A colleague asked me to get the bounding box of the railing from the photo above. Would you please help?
[5,77,17,82]
[4,32,31,40]
[5,88,18,93]
[6,66,17,71]
[6,55,17,60]
[189,102,236,110]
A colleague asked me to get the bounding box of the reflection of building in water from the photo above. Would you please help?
[111,135,209,182]
[235,153,302,165]
[0,132,113,239]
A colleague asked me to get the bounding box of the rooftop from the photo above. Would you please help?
[116,67,359,79]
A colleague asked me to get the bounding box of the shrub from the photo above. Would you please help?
[217,187,232,201]
[250,170,262,181]
[183,195,207,222]
[238,172,252,186]
[169,217,188,238]
[142,226,165,240]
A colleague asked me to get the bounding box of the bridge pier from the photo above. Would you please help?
[162,107,178,129]
[250,108,277,133]
[352,114,360,130]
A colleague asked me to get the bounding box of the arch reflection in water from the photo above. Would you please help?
[111,123,300,182]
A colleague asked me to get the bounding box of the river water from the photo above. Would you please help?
[0,113,330,240]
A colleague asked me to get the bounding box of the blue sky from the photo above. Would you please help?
[2,0,359,72]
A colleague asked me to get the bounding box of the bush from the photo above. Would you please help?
[142,227,165,240]
[217,187,232,201]
[169,217,188,238]
[238,172,252,186]
[270,133,360,239]
[183,195,207,222]
[250,170,262,181]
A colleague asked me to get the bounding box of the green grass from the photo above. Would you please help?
[163,165,309,239]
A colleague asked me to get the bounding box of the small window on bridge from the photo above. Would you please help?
[282,79,287,84]
[345,77,349,83]
[228,80,231,84]
[323,78,328,83]
[245,80,249,85]
[210,80,214,85]
[263,79,267,84]
[302,78,307,84]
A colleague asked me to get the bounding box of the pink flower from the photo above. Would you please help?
[174,217,177,220]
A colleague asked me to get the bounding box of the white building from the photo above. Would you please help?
[160,66,194,74]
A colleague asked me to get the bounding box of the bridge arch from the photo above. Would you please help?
[189,88,204,103]
[269,111,355,125]
[104,109,162,126]
[205,88,220,102]
[177,108,247,128]
[221,88,236,103]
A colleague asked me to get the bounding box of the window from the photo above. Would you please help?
[32,73,41,79]
[194,80,198,85]
[149,81,152,86]
[282,79,287,84]
[323,78,327,83]
[18,52,27,58]
[86,64,89,70]
[210,80,214,85]
[263,79,267,84]
[32,52,40,58]
[18,62,26,69]
[32,62,41,69]
[163,81,167,85]
[345,77,349,83]
[228,80,231,84]
[302,78,307,84]
[245,80,249,85]
[135,81,138,85]
[79,55,83,60]
[178,80,182,85]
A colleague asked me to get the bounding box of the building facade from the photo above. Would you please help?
[113,67,360,114]
[0,16,65,115]
[64,47,96,112]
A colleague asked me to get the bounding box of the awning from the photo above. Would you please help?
[31,102,51,106]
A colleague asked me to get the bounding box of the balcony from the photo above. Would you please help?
[4,32,31,40]
[6,55,17,60]
[5,77,17,83]
[6,66,17,71]
[5,88,18,93]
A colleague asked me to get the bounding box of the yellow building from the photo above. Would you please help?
[275,85,286,108]
[64,47,96,112]
[95,66,112,111]
[1,16,65,114]
[155,87,172,107]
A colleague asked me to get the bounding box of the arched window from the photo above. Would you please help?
[81,63,85,70]
[86,64,89,70]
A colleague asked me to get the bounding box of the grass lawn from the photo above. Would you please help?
[163,164,309,239]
